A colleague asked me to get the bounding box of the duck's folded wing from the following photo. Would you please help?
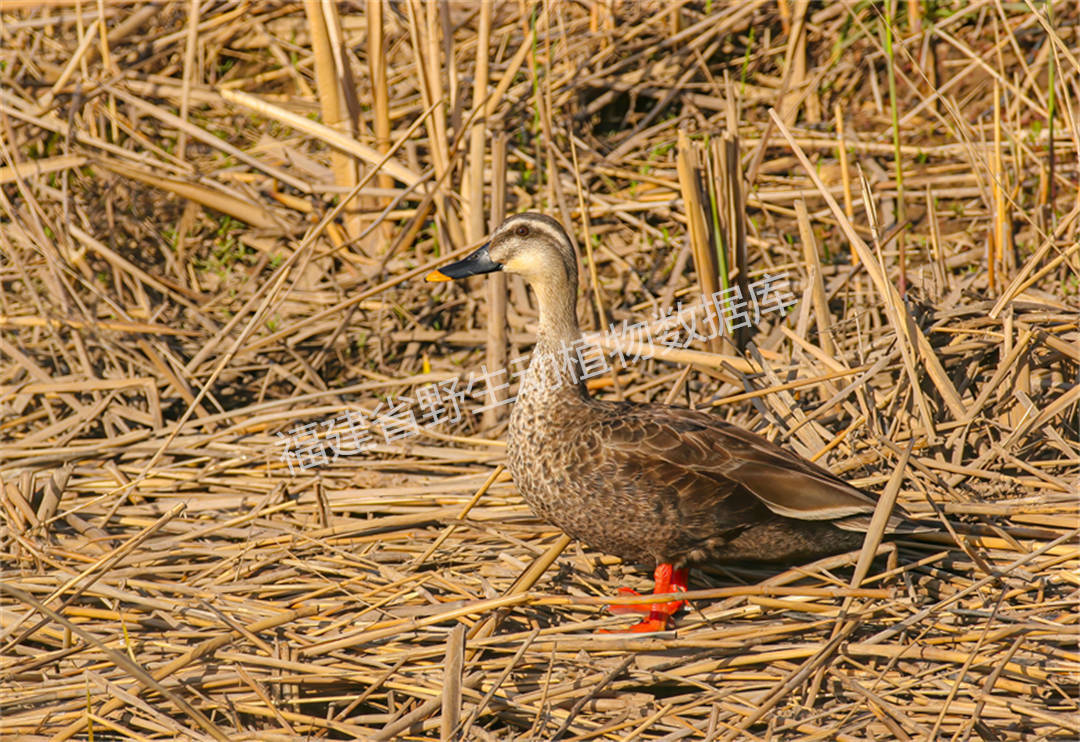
[601,404,916,532]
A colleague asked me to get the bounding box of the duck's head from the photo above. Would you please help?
[425,213,577,289]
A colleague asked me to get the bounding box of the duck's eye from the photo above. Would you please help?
[515,225,529,237]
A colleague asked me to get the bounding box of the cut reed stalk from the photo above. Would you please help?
[303,0,359,241]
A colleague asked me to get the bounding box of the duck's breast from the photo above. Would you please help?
[507,397,682,564]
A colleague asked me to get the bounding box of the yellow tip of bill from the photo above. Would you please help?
[425,270,452,282]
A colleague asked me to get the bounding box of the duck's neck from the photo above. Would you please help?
[521,280,588,401]
[533,279,580,349]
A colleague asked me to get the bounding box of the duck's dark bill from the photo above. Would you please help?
[425,243,501,282]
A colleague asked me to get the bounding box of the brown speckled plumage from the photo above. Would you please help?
[435,213,916,571]
[508,379,873,567]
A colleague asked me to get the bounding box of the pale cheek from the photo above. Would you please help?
[504,253,548,277]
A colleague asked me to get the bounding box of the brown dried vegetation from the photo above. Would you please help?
[1,1,1078,740]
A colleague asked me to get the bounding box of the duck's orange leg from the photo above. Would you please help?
[601,563,689,633]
